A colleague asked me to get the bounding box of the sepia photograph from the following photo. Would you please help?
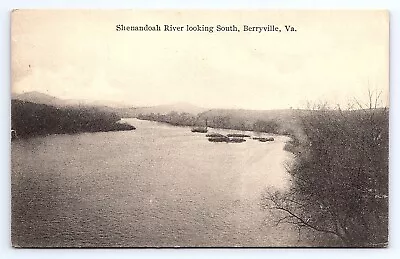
[10,10,389,248]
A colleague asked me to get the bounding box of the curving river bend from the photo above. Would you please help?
[12,118,309,247]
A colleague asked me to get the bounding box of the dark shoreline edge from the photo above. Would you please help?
[11,100,136,139]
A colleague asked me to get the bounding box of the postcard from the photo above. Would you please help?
[11,10,389,247]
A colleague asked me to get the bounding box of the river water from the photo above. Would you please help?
[11,118,307,247]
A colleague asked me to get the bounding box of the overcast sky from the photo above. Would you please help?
[11,10,389,110]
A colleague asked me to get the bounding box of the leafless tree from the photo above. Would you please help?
[262,91,389,247]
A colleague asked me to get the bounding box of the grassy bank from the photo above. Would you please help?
[11,100,135,138]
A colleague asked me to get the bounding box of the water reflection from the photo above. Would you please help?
[12,119,304,247]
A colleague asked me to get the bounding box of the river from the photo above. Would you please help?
[11,118,308,247]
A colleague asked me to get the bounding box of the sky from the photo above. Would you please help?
[11,10,389,110]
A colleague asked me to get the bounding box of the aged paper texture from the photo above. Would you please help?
[11,10,389,247]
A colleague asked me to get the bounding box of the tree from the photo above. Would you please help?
[252,120,279,134]
[211,115,231,129]
[262,95,388,247]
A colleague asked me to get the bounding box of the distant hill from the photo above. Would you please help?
[12,91,127,108]
[11,91,136,118]
[12,91,65,107]
[11,91,207,117]
[10,91,310,134]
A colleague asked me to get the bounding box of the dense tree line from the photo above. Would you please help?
[263,106,389,247]
[137,112,197,127]
[137,112,281,134]
[11,100,135,138]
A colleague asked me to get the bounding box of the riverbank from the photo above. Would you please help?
[11,100,136,138]
[262,108,389,247]
[136,111,290,135]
